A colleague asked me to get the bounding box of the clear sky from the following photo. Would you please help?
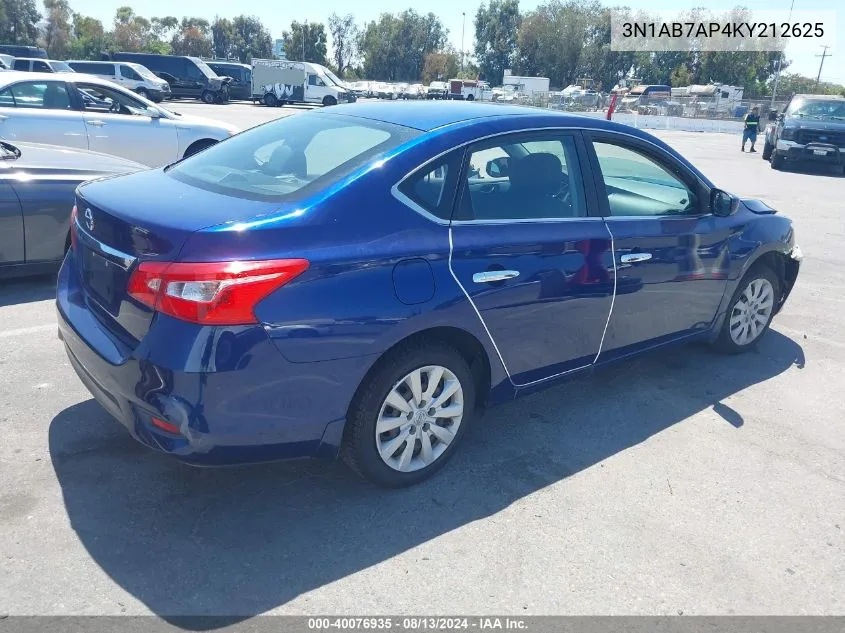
[50,0,844,84]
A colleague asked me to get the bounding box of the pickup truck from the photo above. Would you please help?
[763,94,845,174]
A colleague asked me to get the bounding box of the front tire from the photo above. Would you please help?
[342,341,476,487]
[136,88,149,101]
[200,91,215,104]
[322,95,337,107]
[771,152,784,170]
[762,139,773,160]
[713,265,780,354]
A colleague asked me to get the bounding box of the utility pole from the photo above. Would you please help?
[815,45,831,89]
[769,0,795,109]
[461,12,466,73]
[301,23,306,62]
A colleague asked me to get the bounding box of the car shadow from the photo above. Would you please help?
[0,274,56,307]
[49,331,804,627]
[776,162,844,178]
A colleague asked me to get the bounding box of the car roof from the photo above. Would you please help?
[330,100,599,132]
[0,71,108,87]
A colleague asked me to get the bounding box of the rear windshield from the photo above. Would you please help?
[167,112,419,201]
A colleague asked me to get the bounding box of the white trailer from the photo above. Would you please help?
[251,59,351,107]
[502,70,550,96]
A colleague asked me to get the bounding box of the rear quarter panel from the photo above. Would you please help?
[12,176,80,262]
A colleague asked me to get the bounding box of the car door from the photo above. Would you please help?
[0,179,24,265]
[307,73,330,103]
[0,80,88,151]
[182,60,206,98]
[446,130,615,386]
[75,82,177,167]
[584,132,732,364]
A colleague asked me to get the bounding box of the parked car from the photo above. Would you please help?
[0,140,144,279]
[763,94,845,174]
[0,54,14,70]
[0,72,239,167]
[12,58,75,73]
[57,101,801,487]
[426,81,448,99]
[110,53,230,103]
[206,61,252,101]
[66,60,171,103]
[0,45,47,59]
[402,83,424,100]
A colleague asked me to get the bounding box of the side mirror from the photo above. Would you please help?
[146,106,161,119]
[710,188,735,217]
[486,156,509,178]
[767,110,778,121]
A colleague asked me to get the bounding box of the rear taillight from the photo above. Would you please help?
[69,205,78,251]
[127,259,309,325]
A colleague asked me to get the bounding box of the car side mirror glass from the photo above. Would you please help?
[486,156,509,178]
[146,106,161,119]
[710,188,734,217]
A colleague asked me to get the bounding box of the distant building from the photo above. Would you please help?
[273,39,286,59]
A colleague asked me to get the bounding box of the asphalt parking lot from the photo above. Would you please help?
[1,101,843,620]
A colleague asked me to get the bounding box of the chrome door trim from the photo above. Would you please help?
[473,270,519,283]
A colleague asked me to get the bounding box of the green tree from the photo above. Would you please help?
[0,0,41,44]
[112,6,153,51]
[328,13,358,76]
[423,50,459,83]
[151,16,178,42]
[231,15,272,63]
[41,0,73,58]
[171,17,211,57]
[474,0,521,85]
[282,20,328,64]
[211,17,235,59]
[360,10,447,81]
[670,64,691,87]
[68,13,108,59]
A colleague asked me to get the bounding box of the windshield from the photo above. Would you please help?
[192,58,217,79]
[168,112,419,201]
[51,61,74,73]
[133,64,159,82]
[322,67,347,89]
[786,97,845,120]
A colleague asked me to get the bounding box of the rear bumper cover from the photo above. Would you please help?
[56,251,367,465]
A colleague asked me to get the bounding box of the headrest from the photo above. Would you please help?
[508,153,562,196]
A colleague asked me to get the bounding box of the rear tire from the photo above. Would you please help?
[713,265,780,354]
[136,88,149,101]
[263,92,277,107]
[342,340,476,488]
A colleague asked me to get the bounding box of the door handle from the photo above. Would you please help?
[87,120,106,127]
[620,253,652,264]
[473,270,520,284]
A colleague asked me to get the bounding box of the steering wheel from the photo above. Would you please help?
[108,100,121,114]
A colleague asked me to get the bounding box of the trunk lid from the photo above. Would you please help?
[74,169,285,346]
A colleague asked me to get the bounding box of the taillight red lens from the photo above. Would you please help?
[127,259,309,325]
[69,205,78,251]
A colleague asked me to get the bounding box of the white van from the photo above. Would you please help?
[252,59,350,107]
[66,60,171,103]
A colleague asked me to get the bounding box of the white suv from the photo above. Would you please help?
[0,72,239,167]
[67,61,172,103]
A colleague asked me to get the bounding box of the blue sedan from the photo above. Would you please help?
[57,102,802,487]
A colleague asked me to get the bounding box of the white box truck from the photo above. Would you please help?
[502,70,550,96]
[252,59,351,107]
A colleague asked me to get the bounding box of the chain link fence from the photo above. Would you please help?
[503,92,788,121]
